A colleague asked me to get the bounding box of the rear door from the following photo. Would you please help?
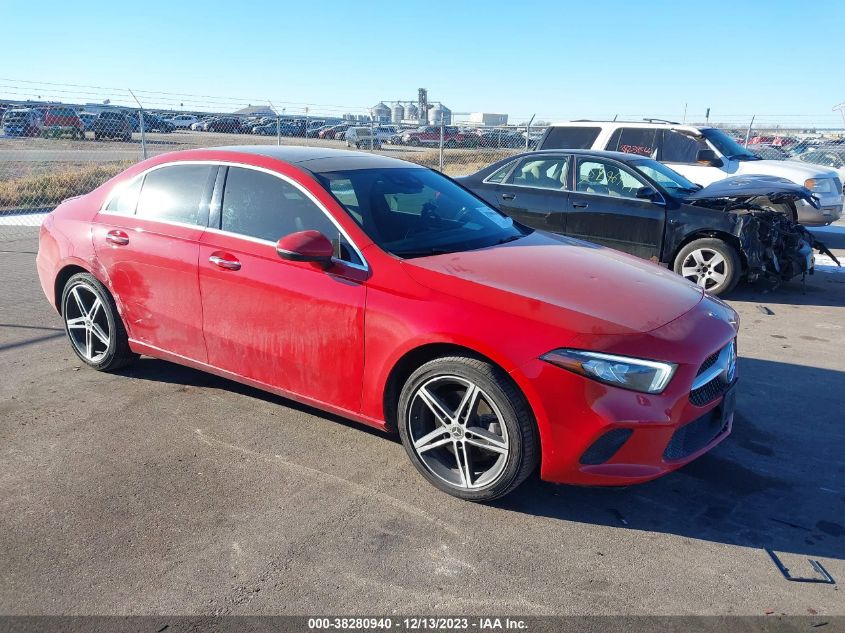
[494,154,570,233]
[93,163,217,361]
[566,156,665,260]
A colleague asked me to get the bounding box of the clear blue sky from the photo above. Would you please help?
[2,0,843,126]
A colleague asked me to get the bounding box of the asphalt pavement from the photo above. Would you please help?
[0,227,843,616]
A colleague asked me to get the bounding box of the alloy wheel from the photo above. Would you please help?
[407,375,509,490]
[64,284,111,363]
[681,248,727,290]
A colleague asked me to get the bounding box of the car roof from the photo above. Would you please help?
[547,120,711,133]
[212,145,423,173]
[506,148,656,163]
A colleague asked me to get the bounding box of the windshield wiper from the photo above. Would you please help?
[392,247,451,259]
[495,234,523,245]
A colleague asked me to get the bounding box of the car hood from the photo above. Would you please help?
[402,231,704,336]
[684,175,820,208]
[734,158,839,182]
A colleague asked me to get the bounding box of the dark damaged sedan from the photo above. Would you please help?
[459,150,838,295]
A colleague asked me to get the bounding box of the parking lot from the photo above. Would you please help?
[0,222,843,616]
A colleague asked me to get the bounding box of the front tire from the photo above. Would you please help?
[61,273,138,371]
[397,356,538,501]
[674,237,741,296]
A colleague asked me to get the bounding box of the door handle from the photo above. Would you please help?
[501,193,516,200]
[209,254,241,271]
[105,230,129,246]
[572,202,589,209]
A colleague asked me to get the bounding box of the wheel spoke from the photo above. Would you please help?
[86,297,102,320]
[66,316,87,329]
[85,327,93,359]
[454,383,480,427]
[696,275,709,288]
[466,426,508,454]
[455,441,473,488]
[70,287,85,315]
[90,323,110,346]
[691,250,705,265]
[414,426,450,452]
[709,270,727,284]
[416,386,453,426]
[680,266,699,278]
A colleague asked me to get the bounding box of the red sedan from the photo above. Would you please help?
[36,146,739,500]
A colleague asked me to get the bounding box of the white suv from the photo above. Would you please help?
[539,121,843,225]
[166,114,198,129]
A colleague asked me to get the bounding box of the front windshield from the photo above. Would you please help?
[701,128,761,161]
[315,167,529,258]
[631,159,701,194]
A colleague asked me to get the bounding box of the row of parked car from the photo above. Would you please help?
[0,105,179,141]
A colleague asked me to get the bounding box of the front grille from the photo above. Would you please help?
[663,408,728,461]
[697,350,720,376]
[690,376,729,406]
[690,342,735,406]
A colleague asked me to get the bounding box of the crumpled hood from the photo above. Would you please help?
[402,231,704,336]
[684,175,820,209]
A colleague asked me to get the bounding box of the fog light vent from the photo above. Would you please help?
[579,429,633,465]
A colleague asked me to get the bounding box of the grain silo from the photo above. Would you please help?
[371,102,390,123]
[391,102,404,124]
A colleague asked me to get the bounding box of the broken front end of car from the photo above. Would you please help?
[690,186,840,285]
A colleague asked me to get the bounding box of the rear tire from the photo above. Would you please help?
[673,238,741,296]
[397,356,539,501]
[61,273,138,371]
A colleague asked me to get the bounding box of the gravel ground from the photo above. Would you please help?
[0,225,843,617]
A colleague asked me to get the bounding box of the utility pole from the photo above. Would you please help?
[128,88,147,160]
[269,100,280,146]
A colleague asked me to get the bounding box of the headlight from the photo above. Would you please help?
[804,178,834,194]
[541,349,677,394]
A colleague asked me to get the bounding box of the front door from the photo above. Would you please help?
[199,165,367,412]
[92,163,217,362]
[566,157,665,261]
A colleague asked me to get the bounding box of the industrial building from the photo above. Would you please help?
[467,112,509,126]
[373,89,452,126]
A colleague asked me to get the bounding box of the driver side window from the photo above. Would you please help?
[221,167,362,265]
[575,159,648,198]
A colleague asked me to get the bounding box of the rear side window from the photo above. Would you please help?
[541,126,600,149]
[136,164,214,226]
[661,130,707,163]
[505,156,570,190]
[484,160,517,184]
[605,128,661,157]
[105,176,143,215]
[221,167,362,265]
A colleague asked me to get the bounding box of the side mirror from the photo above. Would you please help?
[276,230,334,268]
[636,186,660,202]
[696,149,723,167]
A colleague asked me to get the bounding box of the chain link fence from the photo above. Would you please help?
[2,81,844,238]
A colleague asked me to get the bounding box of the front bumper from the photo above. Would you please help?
[797,199,842,226]
[515,299,738,486]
